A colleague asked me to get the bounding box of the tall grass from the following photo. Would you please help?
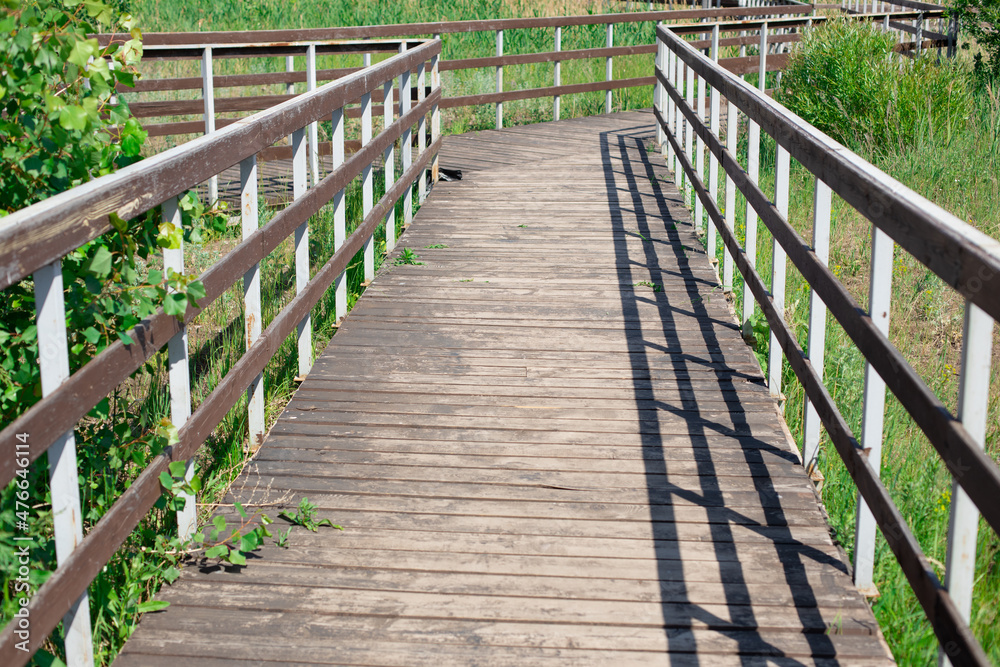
[777,20,973,155]
[128,0,663,152]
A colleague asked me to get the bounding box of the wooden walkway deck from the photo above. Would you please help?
[117,110,894,666]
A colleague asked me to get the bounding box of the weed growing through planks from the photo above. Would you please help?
[425,243,448,249]
[633,281,662,292]
[279,497,343,533]
[394,247,424,265]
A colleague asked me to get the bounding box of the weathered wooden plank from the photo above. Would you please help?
[116,110,889,666]
[145,581,878,635]
[231,475,821,513]
[124,607,889,658]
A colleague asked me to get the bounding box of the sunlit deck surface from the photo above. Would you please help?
[117,110,893,666]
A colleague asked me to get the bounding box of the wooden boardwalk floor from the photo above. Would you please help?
[117,110,894,666]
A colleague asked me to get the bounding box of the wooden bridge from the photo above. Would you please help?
[113,111,893,665]
[2,6,998,667]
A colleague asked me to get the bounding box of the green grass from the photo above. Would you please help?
[124,0,683,152]
[682,22,1000,664]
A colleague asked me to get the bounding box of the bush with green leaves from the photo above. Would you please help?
[0,1,227,663]
[776,20,973,155]
[0,0,145,214]
[949,0,1000,84]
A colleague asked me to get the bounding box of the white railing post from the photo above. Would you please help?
[384,76,397,252]
[201,46,217,205]
[285,55,294,95]
[34,261,94,667]
[695,70,706,233]
[332,105,347,322]
[802,179,832,475]
[916,12,923,54]
[723,77,738,294]
[307,44,319,185]
[291,126,311,378]
[554,26,562,121]
[163,197,195,539]
[708,25,721,270]
[663,42,673,165]
[361,88,374,284]
[432,34,441,185]
[741,24,767,331]
[768,143,790,401]
[655,27,667,156]
[401,44,413,229]
[674,53,685,194]
[606,23,614,113]
[685,64,694,208]
[496,30,504,129]
[240,156,265,451]
[853,225,895,594]
[417,58,427,205]
[940,302,994,667]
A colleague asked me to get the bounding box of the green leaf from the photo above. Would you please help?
[109,212,128,233]
[147,269,163,284]
[30,649,66,667]
[44,93,66,113]
[168,461,187,478]
[117,330,134,345]
[158,471,173,490]
[212,515,227,532]
[58,103,89,131]
[228,550,247,566]
[116,70,136,88]
[82,327,101,345]
[82,1,114,25]
[157,221,183,249]
[84,245,113,277]
[163,293,187,318]
[235,501,247,519]
[67,38,98,69]
[162,566,180,584]
[204,544,228,559]
[89,397,110,419]
[239,532,259,552]
[185,280,206,302]
[136,600,170,613]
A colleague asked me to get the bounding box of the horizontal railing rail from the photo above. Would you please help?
[653,20,996,667]
[112,6,947,142]
[0,37,442,667]
[97,5,816,144]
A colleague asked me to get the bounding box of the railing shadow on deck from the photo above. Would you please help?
[601,123,862,664]
[653,15,1000,665]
